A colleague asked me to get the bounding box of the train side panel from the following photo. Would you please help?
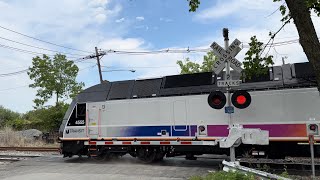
[62,88,320,141]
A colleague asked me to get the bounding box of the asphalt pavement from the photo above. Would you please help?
[0,154,223,180]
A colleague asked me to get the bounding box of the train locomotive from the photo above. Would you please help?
[59,62,320,161]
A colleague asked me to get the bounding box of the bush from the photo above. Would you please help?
[2,103,68,132]
[23,103,69,132]
[0,106,21,127]
[5,119,32,130]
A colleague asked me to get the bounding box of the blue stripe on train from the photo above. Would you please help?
[123,125,197,137]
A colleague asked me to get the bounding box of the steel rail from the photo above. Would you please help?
[0,147,59,152]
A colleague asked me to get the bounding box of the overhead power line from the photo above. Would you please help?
[98,38,317,56]
[0,64,95,92]
[0,69,28,77]
[101,65,177,69]
[99,48,211,55]
[0,85,29,92]
[0,36,86,57]
[0,59,93,78]
[0,25,92,54]
[0,43,84,59]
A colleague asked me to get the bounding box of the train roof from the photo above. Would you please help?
[76,62,318,103]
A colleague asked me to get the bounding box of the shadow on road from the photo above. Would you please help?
[64,155,224,169]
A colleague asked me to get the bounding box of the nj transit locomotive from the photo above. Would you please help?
[59,62,320,161]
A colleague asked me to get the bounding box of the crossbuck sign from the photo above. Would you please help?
[210,39,243,74]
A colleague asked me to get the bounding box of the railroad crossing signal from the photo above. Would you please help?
[207,90,251,110]
[210,38,243,74]
[231,90,251,109]
[207,91,226,109]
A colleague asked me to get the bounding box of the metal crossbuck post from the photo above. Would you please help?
[210,28,269,163]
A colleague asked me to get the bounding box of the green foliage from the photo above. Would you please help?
[5,119,31,130]
[22,102,69,131]
[28,54,84,108]
[177,52,216,74]
[189,171,255,180]
[306,0,320,15]
[177,58,201,74]
[188,0,200,12]
[242,36,274,80]
[280,165,289,178]
[2,103,68,132]
[0,106,21,127]
[273,0,319,22]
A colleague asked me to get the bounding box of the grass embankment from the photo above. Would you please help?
[190,171,256,180]
[0,127,58,147]
[190,169,291,180]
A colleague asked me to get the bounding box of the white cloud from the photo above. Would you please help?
[115,17,125,23]
[99,38,145,50]
[193,0,320,67]
[88,0,110,7]
[194,0,280,22]
[0,0,123,112]
[0,0,319,114]
[136,16,145,21]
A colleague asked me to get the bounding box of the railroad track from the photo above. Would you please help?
[0,146,59,152]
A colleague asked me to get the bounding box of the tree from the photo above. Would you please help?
[242,36,274,80]
[284,0,320,91]
[0,106,20,127]
[187,0,320,91]
[28,54,84,108]
[177,37,273,78]
[177,51,216,74]
[22,102,69,131]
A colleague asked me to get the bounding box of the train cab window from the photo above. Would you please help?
[76,103,86,118]
[67,103,86,126]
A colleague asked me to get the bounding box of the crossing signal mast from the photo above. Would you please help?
[209,28,269,162]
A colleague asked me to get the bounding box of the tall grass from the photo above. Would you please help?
[0,126,46,147]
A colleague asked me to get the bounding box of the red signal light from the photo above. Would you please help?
[208,91,226,109]
[231,90,251,109]
[236,95,246,105]
[212,96,222,105]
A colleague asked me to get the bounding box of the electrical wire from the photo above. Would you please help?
[101,65,177,69]
[98,37,320,56]
[0,57,92,77]
[0,25,93,53]
[0,36,87,57]
[0,43,83,59]
[0,69,28,77]
[0,85,29,92]
[101,48,212,55]
[0,64,96,91]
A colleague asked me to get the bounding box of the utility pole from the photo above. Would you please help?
[95,47,103,83]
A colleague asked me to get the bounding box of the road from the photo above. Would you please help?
[0,154,222,180]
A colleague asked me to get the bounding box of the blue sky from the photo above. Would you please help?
[0,0,319,112]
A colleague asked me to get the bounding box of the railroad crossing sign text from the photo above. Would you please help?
[210,39,243,74]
